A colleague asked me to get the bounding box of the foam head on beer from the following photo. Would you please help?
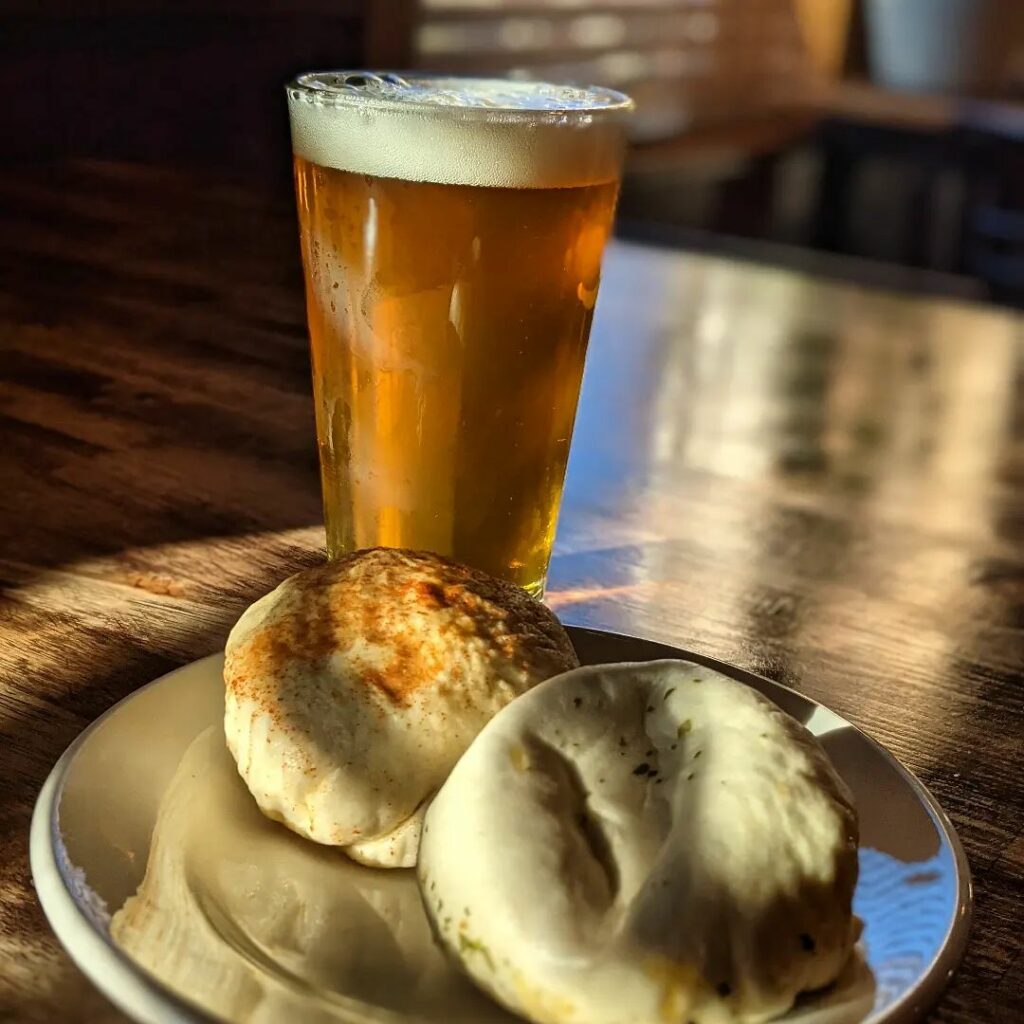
[287,71,632,190]
[288,72,632,596]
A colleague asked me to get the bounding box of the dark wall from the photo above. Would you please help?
[0,2,367,185]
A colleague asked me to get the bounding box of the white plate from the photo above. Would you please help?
[31,627,971,1024]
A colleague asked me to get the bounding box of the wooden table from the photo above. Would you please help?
[1,162,1022,1023]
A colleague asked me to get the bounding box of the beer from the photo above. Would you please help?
[288,73,631,596]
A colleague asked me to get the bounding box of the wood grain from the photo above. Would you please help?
[1,161,1022,1023]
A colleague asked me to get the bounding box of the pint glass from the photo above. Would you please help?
[287,72,632,596]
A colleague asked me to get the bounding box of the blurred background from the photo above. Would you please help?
[4,0,1024,306]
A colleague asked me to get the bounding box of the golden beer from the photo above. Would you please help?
[287,73,631,595]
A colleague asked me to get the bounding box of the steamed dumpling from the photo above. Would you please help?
[418,660,860,1023]
[224,547,578,867]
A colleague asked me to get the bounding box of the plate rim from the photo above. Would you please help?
[30,626,973,1024]
[30,661,223,1024]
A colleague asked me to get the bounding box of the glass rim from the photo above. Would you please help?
[286,70,634,123]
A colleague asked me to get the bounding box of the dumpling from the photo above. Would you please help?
[224,547,578,867]
[418,660,859,1023]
